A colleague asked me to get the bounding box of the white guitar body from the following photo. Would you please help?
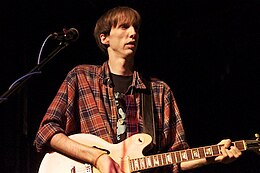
[38,133,259,173]
[39,133,152,173]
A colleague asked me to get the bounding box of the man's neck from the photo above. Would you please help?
[108,56,134,76]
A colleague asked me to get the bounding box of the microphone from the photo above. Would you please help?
[51,28,79,42]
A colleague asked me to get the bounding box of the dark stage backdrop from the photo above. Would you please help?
[1,0,259,172]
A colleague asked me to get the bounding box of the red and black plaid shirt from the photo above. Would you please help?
[34,61,189,172]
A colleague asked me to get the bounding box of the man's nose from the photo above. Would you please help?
[129,26,137,39]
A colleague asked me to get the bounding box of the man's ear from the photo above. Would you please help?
[100,34,109,45]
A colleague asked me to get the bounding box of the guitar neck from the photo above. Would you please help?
[129,140,246,172]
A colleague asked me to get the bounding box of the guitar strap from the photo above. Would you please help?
[141,78,158,149]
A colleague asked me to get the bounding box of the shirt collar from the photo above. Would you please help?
[100,61,148,90]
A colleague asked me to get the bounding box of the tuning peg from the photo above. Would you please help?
[255,133,259,141]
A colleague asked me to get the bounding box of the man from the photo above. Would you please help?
[34,6,241,173]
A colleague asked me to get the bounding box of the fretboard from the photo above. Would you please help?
[129,140,246,172]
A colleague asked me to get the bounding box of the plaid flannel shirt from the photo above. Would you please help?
[34,61,189,172]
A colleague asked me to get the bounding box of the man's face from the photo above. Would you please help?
[104,22,139,58]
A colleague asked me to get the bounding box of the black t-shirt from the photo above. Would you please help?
[110,73,133,94]
[110,73,133,142]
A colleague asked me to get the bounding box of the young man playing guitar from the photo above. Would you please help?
[34,6,242,173]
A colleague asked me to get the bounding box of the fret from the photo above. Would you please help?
[192,148,200,159]
[153,155,160,166]
[186,149,193,160]
[234,140,246,151]
[171,152,177,164]
[130,159,134,172]
[139,157,146,170]
[212,145,220,155]
[180,151,188,161]
[165,153,173,164]
[198,148,205,158]
[145,156,153,169]
[158,154,163,166]
[161,154,166,165]
[204,146,213,157]
[175,151,181,162]
[218,145,223,154]
[133,158,140,171]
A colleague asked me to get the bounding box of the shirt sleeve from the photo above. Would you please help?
[34,70,78,152]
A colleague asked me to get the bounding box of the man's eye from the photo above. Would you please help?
[120,24,129,29]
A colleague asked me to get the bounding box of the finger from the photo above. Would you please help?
[221,146,228,157]
[225,148,234,158]
[223,139,232,148]
[230,146,242,158]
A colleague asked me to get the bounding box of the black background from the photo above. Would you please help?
[1,0,259,172]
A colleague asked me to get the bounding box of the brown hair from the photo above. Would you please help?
[94,6,141,52]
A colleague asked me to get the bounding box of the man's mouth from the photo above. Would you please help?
[126,41,136,48]
[126,41,135,45]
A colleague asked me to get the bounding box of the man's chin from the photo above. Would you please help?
[125,50,136,57]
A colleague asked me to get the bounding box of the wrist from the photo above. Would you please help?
[93,152,108,167]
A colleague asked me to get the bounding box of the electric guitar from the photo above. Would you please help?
[38,133,260,173]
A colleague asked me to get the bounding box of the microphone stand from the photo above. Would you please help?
[0,41,70,104]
